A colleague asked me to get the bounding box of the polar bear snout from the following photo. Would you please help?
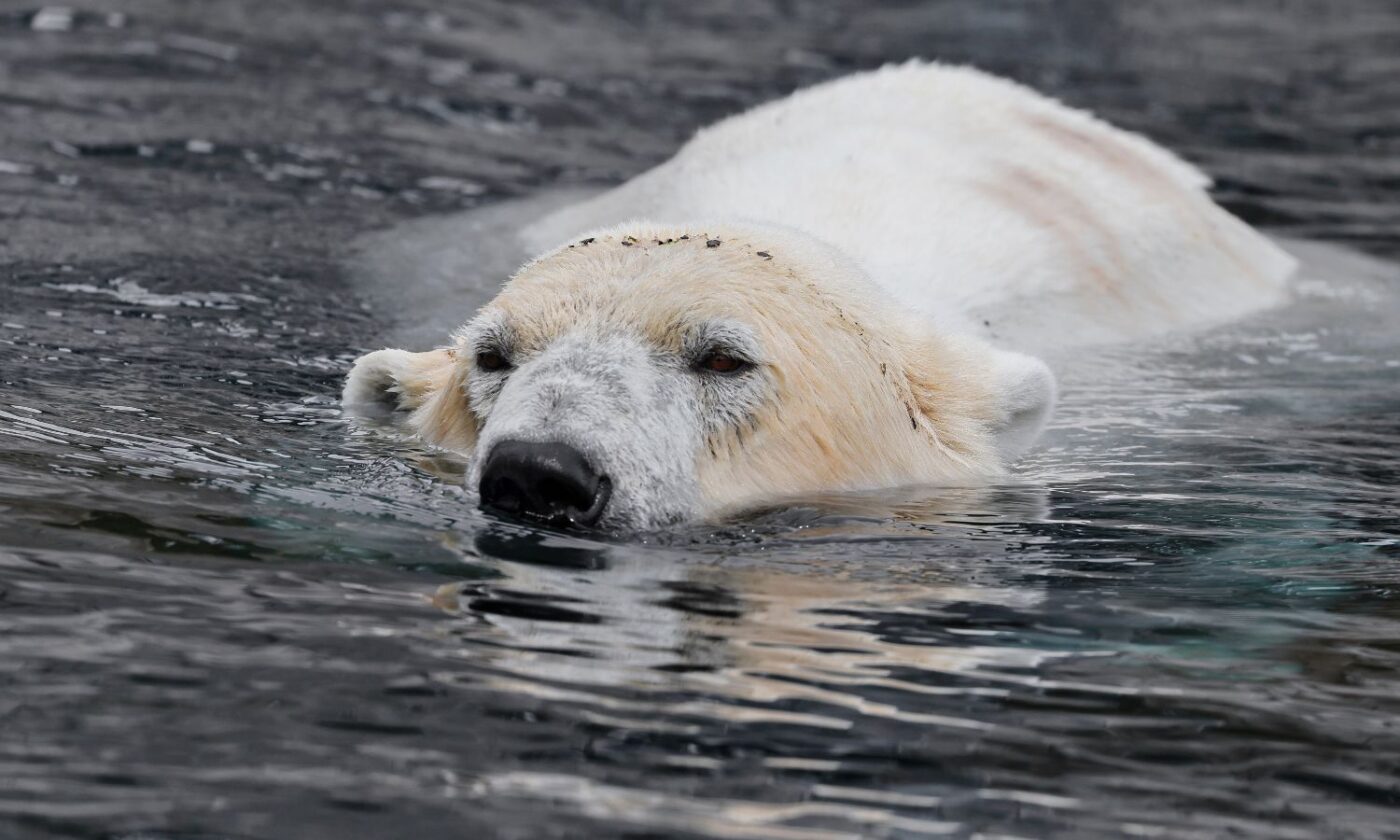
[465,328,706,531]
[478,439,613,528]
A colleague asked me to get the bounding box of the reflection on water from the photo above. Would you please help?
[3,1,1400,838]
[435,535,1051,722]
[2,267,1398,838]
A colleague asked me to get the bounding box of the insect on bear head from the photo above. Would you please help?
[343,223,1055,531]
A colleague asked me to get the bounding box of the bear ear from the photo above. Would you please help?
[343,347,477,450]
[343,348,476,452]
[343,348,455,423]
[904,335,1056,467]
[983,348,1057,462]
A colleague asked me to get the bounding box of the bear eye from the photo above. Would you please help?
[476,350,511,372]
[697,351,750,375]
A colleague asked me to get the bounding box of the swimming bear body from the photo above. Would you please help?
[344,62,1295,529]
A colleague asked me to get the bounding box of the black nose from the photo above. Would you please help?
[478,440,612,528]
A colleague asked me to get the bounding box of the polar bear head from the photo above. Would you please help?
[343,222,1055,531]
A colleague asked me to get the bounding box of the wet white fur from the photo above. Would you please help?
[463,325,705,528]
[524,61,1295,353]
[345,62,1296,528]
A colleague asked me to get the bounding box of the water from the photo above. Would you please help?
[2,2,1400,838]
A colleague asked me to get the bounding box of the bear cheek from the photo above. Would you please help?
[692,460,742,519]
[689,412,784,519]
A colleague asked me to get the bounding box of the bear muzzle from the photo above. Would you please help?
[478,439,613,529]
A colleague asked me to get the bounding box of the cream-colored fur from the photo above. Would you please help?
[502,224,1049,518]
[344,62,1294,528]
[524,61,1295,352]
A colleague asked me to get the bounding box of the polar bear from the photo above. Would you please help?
[344,61,1296,530]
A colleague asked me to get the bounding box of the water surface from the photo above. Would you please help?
[2,2,1399,839]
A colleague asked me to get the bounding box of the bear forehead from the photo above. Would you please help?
[486,230,850,350]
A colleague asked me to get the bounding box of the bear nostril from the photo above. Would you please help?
[478,440,611,528]
[479,472,527,514]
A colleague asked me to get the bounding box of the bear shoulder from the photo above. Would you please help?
[525,62,1296,353]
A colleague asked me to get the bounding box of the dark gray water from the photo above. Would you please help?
[3,2,1400,839]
